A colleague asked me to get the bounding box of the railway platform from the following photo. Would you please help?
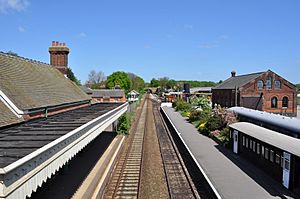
[161,107,297,199]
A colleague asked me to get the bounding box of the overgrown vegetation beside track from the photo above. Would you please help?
[172,96,237,147]
[117,95,145,135]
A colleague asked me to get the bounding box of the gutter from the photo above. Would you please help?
[25,100,91,115]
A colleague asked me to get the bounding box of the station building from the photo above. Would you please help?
[212,70,297,117]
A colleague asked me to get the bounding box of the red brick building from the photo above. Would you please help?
[212,70,297,116]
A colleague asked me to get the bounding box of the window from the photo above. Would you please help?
[246,137,249,148]
[257,143,260,154]
[265,148,269,160]
[284,159,290,170]
[282,97,289,108]
[270,150,274,162]
[275,154,281,164]
[252,141,256,152]
[274,80,281,89]
[271,97,278,108]
[257,80,264,90]
[242,136,245,146]
[250,140,252,149]
[266,76,272,89]
[261,146,264,156]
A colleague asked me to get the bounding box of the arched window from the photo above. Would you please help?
[266,77,272,89]
[282,96,288,108]
[257,80,264,90]
[274,80,281,89]
[271,97,278,108]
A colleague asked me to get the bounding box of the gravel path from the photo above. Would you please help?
[139,99,168,199]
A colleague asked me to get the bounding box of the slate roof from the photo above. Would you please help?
[80,86,93,94]
[92,89,125,98]
[213,72,265,90]
[0,103,122,168]
[0,53,90,111]
[0,101,24,128]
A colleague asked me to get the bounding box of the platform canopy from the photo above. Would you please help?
[229,122,300,157]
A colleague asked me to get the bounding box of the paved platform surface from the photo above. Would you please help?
[162,107,298,199]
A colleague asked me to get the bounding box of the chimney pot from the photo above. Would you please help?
[52,41,55,46]
[231,70,236,77]
[55,41,59,46]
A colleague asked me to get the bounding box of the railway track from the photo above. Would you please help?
[152,100,200,199]
[104,96,200,198]
[103,100,147,198]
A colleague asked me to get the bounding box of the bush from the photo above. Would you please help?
[189,110,210,123]
[173,98,191,112]
[189,95,211,111]
[198,122,210,136]
[117,113,131,135]
[206,115,224,131]
[219,127,230,144]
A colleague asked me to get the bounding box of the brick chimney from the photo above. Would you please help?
[49,41,69,77]
[231,70,236,77]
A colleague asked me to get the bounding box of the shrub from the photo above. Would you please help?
[117,113,131,135]
[198,122,210,135]
[206,115,224,131]
[189,95,211,111]
[173,98,191,112]
[189,110,210,123]
[219,127,230,143]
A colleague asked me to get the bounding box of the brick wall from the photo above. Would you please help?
[240,71,297,116]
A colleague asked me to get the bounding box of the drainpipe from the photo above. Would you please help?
[235,86,238,107]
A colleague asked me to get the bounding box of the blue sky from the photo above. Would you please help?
[1,0,300,83]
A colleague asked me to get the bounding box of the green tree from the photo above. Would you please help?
[131,76,145,92]
[166,79,176,89]
[106,71,132,93]
[150,78,159,87]
[67,68,81,86]
[296,84,300,93]
[117,113,131,135]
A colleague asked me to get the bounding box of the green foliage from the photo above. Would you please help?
[67,68,81,86]
[149,78,217,90]
[128,73,145,92]
[106,71,132,93]
[166,79,176,89]
[173,98,191,112]
[177,80,216,87]
[296,84,300,93]
[189,110,210,123]
[117,113,131,135]
[219,127,230,142]
[297,97,300,105]
[189,96,211,111]
[150,78,159,87]
[206,115,224,131]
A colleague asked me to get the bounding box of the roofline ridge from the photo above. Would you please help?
[0,51,50,66]
[234,71,266,77]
